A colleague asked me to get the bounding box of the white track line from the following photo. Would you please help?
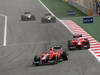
[0,13,7,46]
[3,16,7,46]
[38,0,74,34]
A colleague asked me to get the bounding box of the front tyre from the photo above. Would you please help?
[33,56,40,66]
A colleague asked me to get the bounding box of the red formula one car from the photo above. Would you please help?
[68,34,90,50]
[32,46,68,66]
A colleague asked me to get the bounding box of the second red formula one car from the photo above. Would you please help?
[32,45,68,66]
[68,34,90,50]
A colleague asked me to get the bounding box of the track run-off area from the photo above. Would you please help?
[0,0,99,75]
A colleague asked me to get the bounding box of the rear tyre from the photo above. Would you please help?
[85,43,90,49]
[21,16,25,21]
[52,17,56,23]
[86,45,90,49]
[62,51,68,60]
[84,39,90,49]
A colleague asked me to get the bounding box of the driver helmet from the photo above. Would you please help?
[49,48,53,51]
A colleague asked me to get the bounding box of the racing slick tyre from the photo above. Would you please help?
[61,51,68,60]
[21,15,26,21]
[85,41,90,49]
[33,56,40,66]
[51,17,56,23]
[85,45,90,49]
[84,39,90,49]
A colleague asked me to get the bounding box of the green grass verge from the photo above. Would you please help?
[41,0,86,19]
[68,16,100,42]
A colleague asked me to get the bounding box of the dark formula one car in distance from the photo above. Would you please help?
[68,34,90,50]
[41,13,56,23]
[21,12,35,21]
[32,45,68,66]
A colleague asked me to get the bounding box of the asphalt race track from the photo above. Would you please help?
[0,0,100,75]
